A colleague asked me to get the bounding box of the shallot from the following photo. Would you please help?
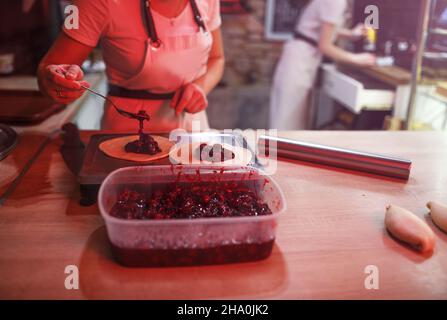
[427,201,447,234]
[385,205,435,252]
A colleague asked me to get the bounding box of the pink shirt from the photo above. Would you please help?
[63,0,221,85]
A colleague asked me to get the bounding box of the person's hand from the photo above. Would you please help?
[170,83,208,116]
[38,64,90,104]
[351,53,377,67]
[350,23,368,41]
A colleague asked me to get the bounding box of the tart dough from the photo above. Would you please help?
[99,135,174,162]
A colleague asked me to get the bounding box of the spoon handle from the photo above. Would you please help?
[80,85,135,119]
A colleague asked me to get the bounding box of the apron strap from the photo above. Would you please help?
[142,0,206,47]
[293,31,318,48]
[189,0,207,32]
[143,0,161,47]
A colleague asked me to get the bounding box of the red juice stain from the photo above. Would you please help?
[174,171,182,185]
[219,167,225,181]
[248,170,254,180]
[263,179,270,189]
[195,168,202,182]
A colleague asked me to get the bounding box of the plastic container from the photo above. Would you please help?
[98,165,286,267]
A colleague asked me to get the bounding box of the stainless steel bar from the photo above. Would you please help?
[258,135,412,180]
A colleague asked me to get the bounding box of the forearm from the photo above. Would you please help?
[37,33,92,89]
[193,56,225,95]
[318,22,357,65]
[336,28,354,40]
[319,43,355,65]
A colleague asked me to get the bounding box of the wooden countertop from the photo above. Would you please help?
[361,65,412,87]
[0,131,446,299]
[335,64,412,87]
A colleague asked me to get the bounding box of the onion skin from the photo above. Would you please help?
[385,205,436,253]
[427,201,447,234]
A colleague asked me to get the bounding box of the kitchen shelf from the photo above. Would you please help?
[406,0,447,130]
[419,87,447,130]
[429,27,447,35]
[423,51,447,59]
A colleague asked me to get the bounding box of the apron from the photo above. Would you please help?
[102,0,212,132]
[269,39,322,130]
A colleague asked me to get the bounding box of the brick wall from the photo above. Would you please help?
[220,0,283,86]
[207,0,285,129]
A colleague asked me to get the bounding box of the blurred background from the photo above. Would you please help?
[0,0,447,131]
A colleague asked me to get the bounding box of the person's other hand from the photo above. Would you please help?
[38,64,90,104]
[351,53,377,67]
[170,83,208,116]
[351,23,368,40]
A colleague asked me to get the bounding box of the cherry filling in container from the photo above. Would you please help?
[98,165,286,267]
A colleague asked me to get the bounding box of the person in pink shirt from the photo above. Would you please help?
[37,0,225,132]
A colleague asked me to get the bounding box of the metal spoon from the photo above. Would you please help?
[81,85,150,121]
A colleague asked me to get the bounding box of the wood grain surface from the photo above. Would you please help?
[0,131,446,299]
[362,66,412,86]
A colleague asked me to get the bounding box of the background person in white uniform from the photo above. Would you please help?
[269,0,376,130]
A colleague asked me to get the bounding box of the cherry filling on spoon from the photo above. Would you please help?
[123,110,161,155]
[197,143,235,162]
